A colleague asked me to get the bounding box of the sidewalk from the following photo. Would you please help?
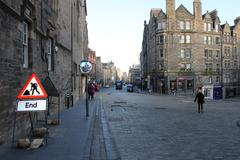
[0,95,98,160]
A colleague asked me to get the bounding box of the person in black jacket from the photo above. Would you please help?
[194,88,205,113]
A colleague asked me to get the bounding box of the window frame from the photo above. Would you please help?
[23,22,28,68]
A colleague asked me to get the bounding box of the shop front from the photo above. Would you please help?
[168,76,194,95]
[202,84,222,100]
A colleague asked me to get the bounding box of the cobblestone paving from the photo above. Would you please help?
[101,89,240,160]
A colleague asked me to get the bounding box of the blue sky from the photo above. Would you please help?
[87,0,239,72]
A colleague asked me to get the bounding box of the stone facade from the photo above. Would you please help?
[141,0,240,97]
[0,0,88,144]
[88,48,96,81]
[102,62,117,86]
[128,65,141,86]
[96,56,103,85]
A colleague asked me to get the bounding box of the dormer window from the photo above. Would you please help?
[207,23,211,31]
[185,21,191,30]
[215,24,219,32]
[204,22,212,32]
[158,22,166,30]
[180,21,184,30]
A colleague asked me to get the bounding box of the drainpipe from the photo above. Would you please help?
[71,2,74,103]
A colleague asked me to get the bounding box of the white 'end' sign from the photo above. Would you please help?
[17,100,47,111]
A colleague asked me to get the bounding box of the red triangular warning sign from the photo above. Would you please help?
[17,73,48,99]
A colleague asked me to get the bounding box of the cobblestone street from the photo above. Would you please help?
[101,88,240,160]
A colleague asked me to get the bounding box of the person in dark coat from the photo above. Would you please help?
[194,88,205,113]
[88,82,95,100]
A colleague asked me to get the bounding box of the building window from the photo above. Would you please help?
[216,50,220,58]
[208,37,212,45]
[209,76,212,84]
[179,35,185,43]
[159,49,164,57]
[185,21,190,30]
[208,63,213,71]
[180,63,185,69]
[159,35,164,44]
[186,35,191,43]
[47,38,53,71]
[204,49,213,59]
[179,35,191,44]
[216,63,220,71]
[204,37,207,44]
[179,21,191,30]
[215,24,219,32]
[224,46,231,57]
[180,21,184,30]
[208,23,212,32]
[208,50,213,59]
[159,63,164,70]
[186,63,191,70]
[216,76,220,83]
[180,49,184,58]
[205,63,212,71]
[224,74,230,83]
[234,60,238,68]
[180,63,191,70]
[226,33,231,42]
[23,22,28,68]
[185,49,191,58]
[204,22,212,32]
[204,23,207,31]
[180,48,191,59]
[158,22,166,30]
[204,36,212,45]
[224,60,230,68]
[216,37,220,44]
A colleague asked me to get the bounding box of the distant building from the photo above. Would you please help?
[102,62,117,86]
[96,56,103,85]
[88,48,96,81]
[128,65,141,86]
[141,0,240,97]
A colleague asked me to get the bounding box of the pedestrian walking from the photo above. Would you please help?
[88,82,95,100]
[194,88,205,113]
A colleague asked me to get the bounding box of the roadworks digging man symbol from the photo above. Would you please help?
[30,82,40,95]
[17,73,48,99]
[22,83,40,95]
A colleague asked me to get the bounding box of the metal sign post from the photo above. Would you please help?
[80,60,92,118]
[85,75,89,117]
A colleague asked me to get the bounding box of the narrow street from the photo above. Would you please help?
[100,87,240,160]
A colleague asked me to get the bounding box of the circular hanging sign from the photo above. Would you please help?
[80,60,92,74]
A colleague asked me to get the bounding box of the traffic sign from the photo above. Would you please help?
[17,73,48,99]
[17,99,47,111]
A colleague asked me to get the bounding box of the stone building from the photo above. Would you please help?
[102,62,117,86]
[221,19,240,97]
[88,48,96,81]
[141,0,240,98]
[96,56,103,85]
[128,65,141,86]
[0,0,88,144]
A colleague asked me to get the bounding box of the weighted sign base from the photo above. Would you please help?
[12,99,48,147]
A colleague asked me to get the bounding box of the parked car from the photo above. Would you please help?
[105,84,110,88]
[127,84,133,92]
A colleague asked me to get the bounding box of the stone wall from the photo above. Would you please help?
[0,0,88,144]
